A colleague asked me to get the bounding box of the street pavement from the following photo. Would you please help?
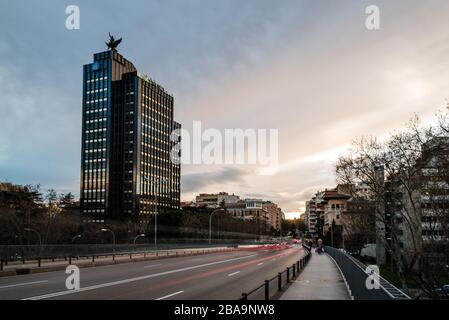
[0,245,304,300]
[280,248,351,300]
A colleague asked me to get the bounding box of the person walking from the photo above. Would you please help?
[316,238,323,254]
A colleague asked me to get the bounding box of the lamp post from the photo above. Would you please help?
[100,228,116,252]
[330,222,334,248]
[71,234,82,244]
[24,228,42,257]
[71,234,82,258]
[134,234,145,245]
[24,228,42,247]
[148,178,169,250]
[209,209,225,245]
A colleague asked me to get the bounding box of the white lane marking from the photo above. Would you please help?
[228,271,240,276]
[143,264,163,269]
[156,290,184,300]
[22,254,258,300]
[257,263,264,266]
[0,280,48,289]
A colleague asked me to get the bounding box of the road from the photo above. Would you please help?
[0,245,304,300]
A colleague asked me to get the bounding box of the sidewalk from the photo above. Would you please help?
[280,249,351,300]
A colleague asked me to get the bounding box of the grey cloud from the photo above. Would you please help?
[181,167,250,193]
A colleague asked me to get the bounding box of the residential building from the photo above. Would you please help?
[195,192,240,208]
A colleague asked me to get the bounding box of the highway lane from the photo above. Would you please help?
[0,245,305,300]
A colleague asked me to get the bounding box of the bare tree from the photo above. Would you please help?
[336,112,449,298]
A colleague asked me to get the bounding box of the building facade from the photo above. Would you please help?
[80,48,180,223]
[195,192,240,208]
[263,201,283,231]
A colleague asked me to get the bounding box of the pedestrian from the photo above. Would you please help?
[317,238,323,254]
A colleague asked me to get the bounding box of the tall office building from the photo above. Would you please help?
[80,41,181,223]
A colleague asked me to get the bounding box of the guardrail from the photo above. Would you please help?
[0,247,232,272]
[0,240,281,262]
[240,247,311,300]
[324,246,410,300]
[0,244,285,274]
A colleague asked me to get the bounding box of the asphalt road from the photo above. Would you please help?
[0,245,304,300]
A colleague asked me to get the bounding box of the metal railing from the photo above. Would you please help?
[240,247,311,300]
[0,243,284,273]
[0,247,235,273]
[0,239,280,262]
[324,246,410,300]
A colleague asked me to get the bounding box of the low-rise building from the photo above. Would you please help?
[195,192,240,208]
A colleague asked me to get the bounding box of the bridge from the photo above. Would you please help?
[0,243,410,300]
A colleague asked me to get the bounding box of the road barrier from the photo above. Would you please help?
[0,243,287,274]
[0,240,279,262]
[240,247,311,300]
[324,246,410,300]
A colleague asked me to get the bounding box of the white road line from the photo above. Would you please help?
[143,264,163,268]
[257,263,264,266]
[228,271,240,276]
[156,290,184,300]
[22,254,258,300]
[0,280,48,289]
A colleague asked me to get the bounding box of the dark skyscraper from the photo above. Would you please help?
[80,44,181,223]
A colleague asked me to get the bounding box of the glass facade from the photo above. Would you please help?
[80,50,181,223]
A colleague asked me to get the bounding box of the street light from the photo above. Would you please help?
[134,234,146,245]
[330,221,334,248]
[71,234,82,244]
[209,209,225,245]
[24,228,42,257]
[147,177,169,249]
[24,228,42,246]
[100,228,116,252]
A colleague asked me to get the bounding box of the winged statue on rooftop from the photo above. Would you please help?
[106,33,122,52]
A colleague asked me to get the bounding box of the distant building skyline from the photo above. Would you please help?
[1,1,449,220]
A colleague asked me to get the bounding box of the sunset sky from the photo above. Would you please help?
[1,0,449,219]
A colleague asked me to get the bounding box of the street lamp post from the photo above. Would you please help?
[71,234,82,258]
[331,221,334,248]
[148,178,168,250]
[100,228,116,252]
[24,228,42,246]
[209,209,225,245]
[71,234,82,244]
[134,234,145,245]
[24,228,42,257]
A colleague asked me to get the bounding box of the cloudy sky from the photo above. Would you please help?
[1,0,449,219]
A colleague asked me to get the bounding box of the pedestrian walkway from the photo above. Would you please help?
[280,249,351,300]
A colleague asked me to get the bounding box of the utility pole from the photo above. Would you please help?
[330,221,334,248]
